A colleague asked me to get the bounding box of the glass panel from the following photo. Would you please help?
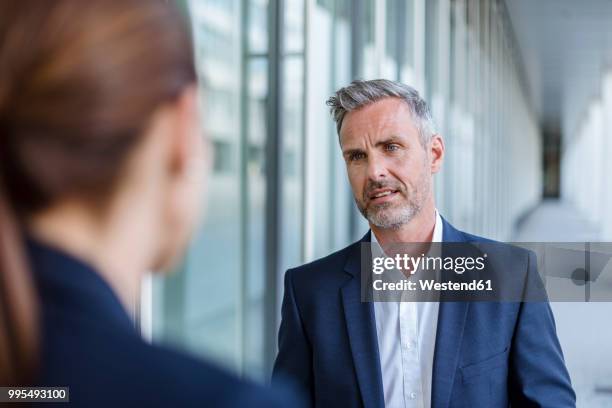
[305,1,334,259]
[285,0,305,53]
[331,0,353,247]
[381,0,399,79]
[244,56,268,378]
[425,0,439,101]
[249,0,268,54]
[399,0,415,84]
[282,55,304,271]
[282,0,305,271]
[154,0,244,371]
[360,0,377,79]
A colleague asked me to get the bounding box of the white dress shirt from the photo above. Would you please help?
[372,211,442,408]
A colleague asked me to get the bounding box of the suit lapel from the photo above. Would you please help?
[431,218,470,408]
[342,233,385,408]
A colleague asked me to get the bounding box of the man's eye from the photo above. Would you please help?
[350,152,366,161]
[385,144,399,152]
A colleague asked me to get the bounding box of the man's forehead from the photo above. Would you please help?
[339,99,417,144]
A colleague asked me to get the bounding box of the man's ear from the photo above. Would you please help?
[430,134,445,174]
[169,85,200,176]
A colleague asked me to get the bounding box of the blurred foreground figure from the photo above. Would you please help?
[0,1,300,406]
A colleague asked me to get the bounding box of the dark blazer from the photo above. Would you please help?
[272,217,575,408]
[27,238,301,408]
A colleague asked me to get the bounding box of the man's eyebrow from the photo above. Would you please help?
[342,147,365,157]
[374,136,402,147]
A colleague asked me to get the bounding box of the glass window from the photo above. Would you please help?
[152,0,270,379]
[360,0,377,79]
[242,53,268,377]
[249,0,268,54]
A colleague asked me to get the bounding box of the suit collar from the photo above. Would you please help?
[441,215,466,243]
[26,236,137,335]
[341,230,384,408]
[341,280,385,408]
[343,230,371,277]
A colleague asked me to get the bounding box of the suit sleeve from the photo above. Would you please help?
[508,250,576,407]
[272,268,314,406]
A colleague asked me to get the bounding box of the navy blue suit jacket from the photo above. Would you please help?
[27,238,301,407]
[272,217,575,407]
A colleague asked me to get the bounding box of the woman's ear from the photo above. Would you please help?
[169,85,203,176]
[167,85,209,217]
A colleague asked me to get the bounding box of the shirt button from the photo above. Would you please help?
[410,392,417,399]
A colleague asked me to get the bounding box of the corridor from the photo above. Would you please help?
[514,199,612,407]
[513,199,600,242]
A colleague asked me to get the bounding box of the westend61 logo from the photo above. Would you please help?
[369,252,492,296]
[362,242,612,303]
[371,253,488,275]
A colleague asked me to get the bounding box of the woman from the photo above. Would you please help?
[0,1,299,406]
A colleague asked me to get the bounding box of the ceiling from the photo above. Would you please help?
[504,0,612,136]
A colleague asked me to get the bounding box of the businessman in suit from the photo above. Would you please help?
[272,79,575,407]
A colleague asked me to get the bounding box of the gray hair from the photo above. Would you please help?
[326,79,436,145]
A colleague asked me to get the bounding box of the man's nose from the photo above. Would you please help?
[366,154,388,180]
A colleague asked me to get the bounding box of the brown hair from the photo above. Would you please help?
[0,0,196,385]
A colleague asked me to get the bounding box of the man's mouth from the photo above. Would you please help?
[368,189,399,203]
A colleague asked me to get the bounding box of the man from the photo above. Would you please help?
[272,79,575,407]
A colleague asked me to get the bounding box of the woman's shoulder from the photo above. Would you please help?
[124,340,301,407]
[40,327,301,407]
[29,238,303,407]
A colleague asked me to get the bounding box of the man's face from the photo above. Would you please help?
[339,97,443,229]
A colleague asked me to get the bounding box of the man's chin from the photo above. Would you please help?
[368,204,421,228]
[367,211,405,230]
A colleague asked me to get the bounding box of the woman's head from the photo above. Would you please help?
[0,0,207,383]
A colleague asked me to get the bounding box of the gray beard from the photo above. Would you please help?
[362,200,420,230]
